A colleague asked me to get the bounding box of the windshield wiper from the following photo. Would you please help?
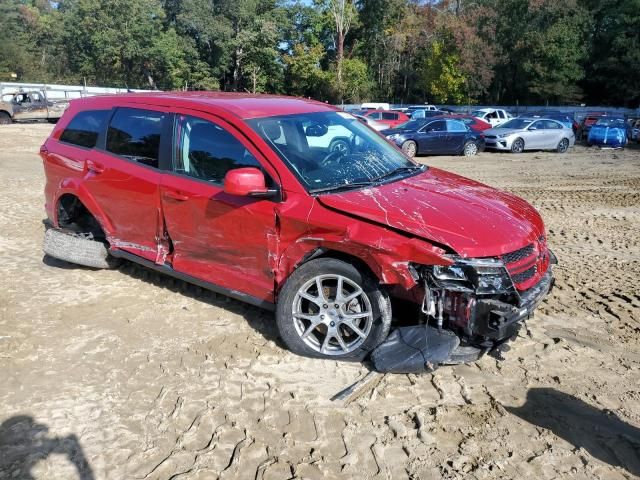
[367,164,425,184]
[309,165,425,195]
[310,181,374,194]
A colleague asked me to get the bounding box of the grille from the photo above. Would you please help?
[511,265,537,284]
[502,244,535,264]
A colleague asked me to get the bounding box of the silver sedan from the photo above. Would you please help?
[483,117,575,153]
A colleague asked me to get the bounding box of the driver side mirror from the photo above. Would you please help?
[223,167,278,199]
[528,126,537,131]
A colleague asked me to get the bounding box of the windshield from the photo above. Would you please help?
[496,118,532,129]
[595,118,625,127]
[247,111,421,193]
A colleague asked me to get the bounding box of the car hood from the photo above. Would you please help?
[317,168,545,258]
[484,127,523,136]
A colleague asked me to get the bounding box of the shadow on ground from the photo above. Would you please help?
[507,388,640,476]
[0,416,94,479]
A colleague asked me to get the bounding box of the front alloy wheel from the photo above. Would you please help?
[511,138,524,154]
[292,274,372,355]
[276,258,391,360]
[557,138,569,153]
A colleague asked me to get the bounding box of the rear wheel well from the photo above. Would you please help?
[57,194,105,239]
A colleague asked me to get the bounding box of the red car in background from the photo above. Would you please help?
[443,114,492,132]
[362,109,409,128]
[40,92,555,366]
[577,112,605,142]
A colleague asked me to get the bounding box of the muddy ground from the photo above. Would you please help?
[0,123,639,479]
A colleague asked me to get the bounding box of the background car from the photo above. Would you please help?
[382,118,485,157]
[408,109,444,119]
[354,114,387,131]
[526,111,578,133]
[444,113,492,132]
[577,112,605,141]
[483,117,575,153]
[362,109,409,128]
[470,108,513,127]
[587,117,629,148]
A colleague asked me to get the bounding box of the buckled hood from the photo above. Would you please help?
[317,168,545,258]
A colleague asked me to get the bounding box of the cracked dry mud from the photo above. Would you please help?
[1,124,639,479]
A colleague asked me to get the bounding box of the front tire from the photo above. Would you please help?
[557,138,570,153]
[511,138,524,154]
[401,140,417,158]
[0,112,12,125]
[276,258,391,360]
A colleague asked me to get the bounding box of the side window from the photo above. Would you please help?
[424,120,446,132]
[530,121,542,130]
[174,115,261,185]
[382,112,397,120]
[446,120,468,132]
[498,110,505,119]
[547,120,562,129]
[368,112,382,120]
[59,109,110,149]
[106,108,165,168]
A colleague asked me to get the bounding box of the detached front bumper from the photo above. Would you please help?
[471,270,554,341]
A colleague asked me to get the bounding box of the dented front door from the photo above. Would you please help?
[160,111,279,302]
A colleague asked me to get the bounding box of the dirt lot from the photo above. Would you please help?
[1,123,639,479]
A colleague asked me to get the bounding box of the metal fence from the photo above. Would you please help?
[0,82,153,100]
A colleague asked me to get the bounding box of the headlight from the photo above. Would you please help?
[433,264,466,281]
[497,133,510,138]
[427,257,514,295]
[386,134,400,140]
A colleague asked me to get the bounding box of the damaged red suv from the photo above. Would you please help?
[41,93,555,365]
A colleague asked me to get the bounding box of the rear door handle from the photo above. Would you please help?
[86,160,104,174]
[164,190,189,201]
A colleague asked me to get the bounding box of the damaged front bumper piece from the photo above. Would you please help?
[371,254,556,374]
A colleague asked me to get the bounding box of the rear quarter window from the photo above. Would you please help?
[106,107,166,168]
[59,110,110,148]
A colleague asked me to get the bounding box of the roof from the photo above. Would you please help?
[71,91,337,120]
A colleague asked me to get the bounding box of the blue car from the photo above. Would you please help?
[382,118,485,157]
[587,117,629,148]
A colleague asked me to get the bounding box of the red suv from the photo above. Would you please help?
[41,93,555,363]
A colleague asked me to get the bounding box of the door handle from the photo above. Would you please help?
[86,160,104,174]
[164,190,189,201]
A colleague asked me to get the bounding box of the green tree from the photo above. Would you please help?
[419,40,466,104]
[582,0,640,106]
[284,43,331,99]
[62,0,192,89]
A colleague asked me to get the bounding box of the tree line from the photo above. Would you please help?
[1,0,638,107]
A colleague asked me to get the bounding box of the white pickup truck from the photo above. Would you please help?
[471,108,513,127]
